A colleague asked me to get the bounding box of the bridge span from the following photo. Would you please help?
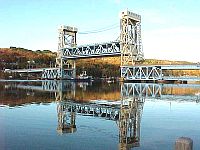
[62,41,120,59]
[4,10,200,81]
[121,64,200,82]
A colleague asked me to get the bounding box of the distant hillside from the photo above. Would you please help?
[76,57,199,77]
[76,57,193,66]
[0,47,199,78]
[0,48,56,70]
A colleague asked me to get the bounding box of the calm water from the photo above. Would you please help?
[0,81,200,150]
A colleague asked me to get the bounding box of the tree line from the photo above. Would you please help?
[0,48,199,79]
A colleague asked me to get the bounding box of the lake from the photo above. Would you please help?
[0,80,200,150]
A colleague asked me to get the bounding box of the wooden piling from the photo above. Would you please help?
[175,137,193,150]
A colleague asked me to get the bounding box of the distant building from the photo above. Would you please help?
[10,46,16,49]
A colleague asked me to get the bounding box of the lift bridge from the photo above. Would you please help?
[7,10,200,81]
[7,10,144,80]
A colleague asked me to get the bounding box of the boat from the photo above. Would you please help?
[76,71,92,82]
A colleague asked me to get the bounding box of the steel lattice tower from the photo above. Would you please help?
[56,25,78,79]
[120,10,144,78]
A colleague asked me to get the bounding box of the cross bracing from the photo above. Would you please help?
[61,41,120,59]
[121,66,162,80]
[120,10,144,66]
[41,68,74,79]
[121,65,200,81]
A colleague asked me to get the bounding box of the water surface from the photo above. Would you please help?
[0,81,200,150]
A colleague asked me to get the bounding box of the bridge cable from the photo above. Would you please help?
[78,23,119,34]
[79,23,118,32]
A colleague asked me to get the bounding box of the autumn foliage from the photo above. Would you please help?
[0,47,199,79]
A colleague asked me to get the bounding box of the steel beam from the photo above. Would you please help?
[61,41,120,59]
[121,66,162,80]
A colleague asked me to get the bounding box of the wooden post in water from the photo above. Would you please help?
[175,137,193,150]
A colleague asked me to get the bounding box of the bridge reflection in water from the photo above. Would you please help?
[6,81,200,150]
[56,86,144,150]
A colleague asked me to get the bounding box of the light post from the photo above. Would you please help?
[27,60,35,70]
[27,61,31,70]
[32,60,35,69]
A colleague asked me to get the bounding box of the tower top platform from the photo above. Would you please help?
[59,25,78,32]
[120,10,141,22]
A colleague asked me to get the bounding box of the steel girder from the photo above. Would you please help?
[121,66,163,80]
[61,41,120,59]
[41,68,61,79]
[41,68,73,79]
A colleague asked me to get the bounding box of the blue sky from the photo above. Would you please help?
[0,0,200,62]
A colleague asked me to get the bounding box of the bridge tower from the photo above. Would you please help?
[120,10,144,79]
[56,25,78,79]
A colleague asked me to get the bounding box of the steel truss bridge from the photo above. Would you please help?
[121,65,200,82]
[6,10,200,81]
[62,41,120,59]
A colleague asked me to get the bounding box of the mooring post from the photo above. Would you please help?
[175,137,193,150]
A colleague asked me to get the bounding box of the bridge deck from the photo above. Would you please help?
[6,68,74,73]
[123,64,200,70]
[163,76,200,81]
[161,65,200,70]
[5,68,59,73]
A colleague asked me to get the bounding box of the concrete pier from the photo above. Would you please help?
[175,137,193,150]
